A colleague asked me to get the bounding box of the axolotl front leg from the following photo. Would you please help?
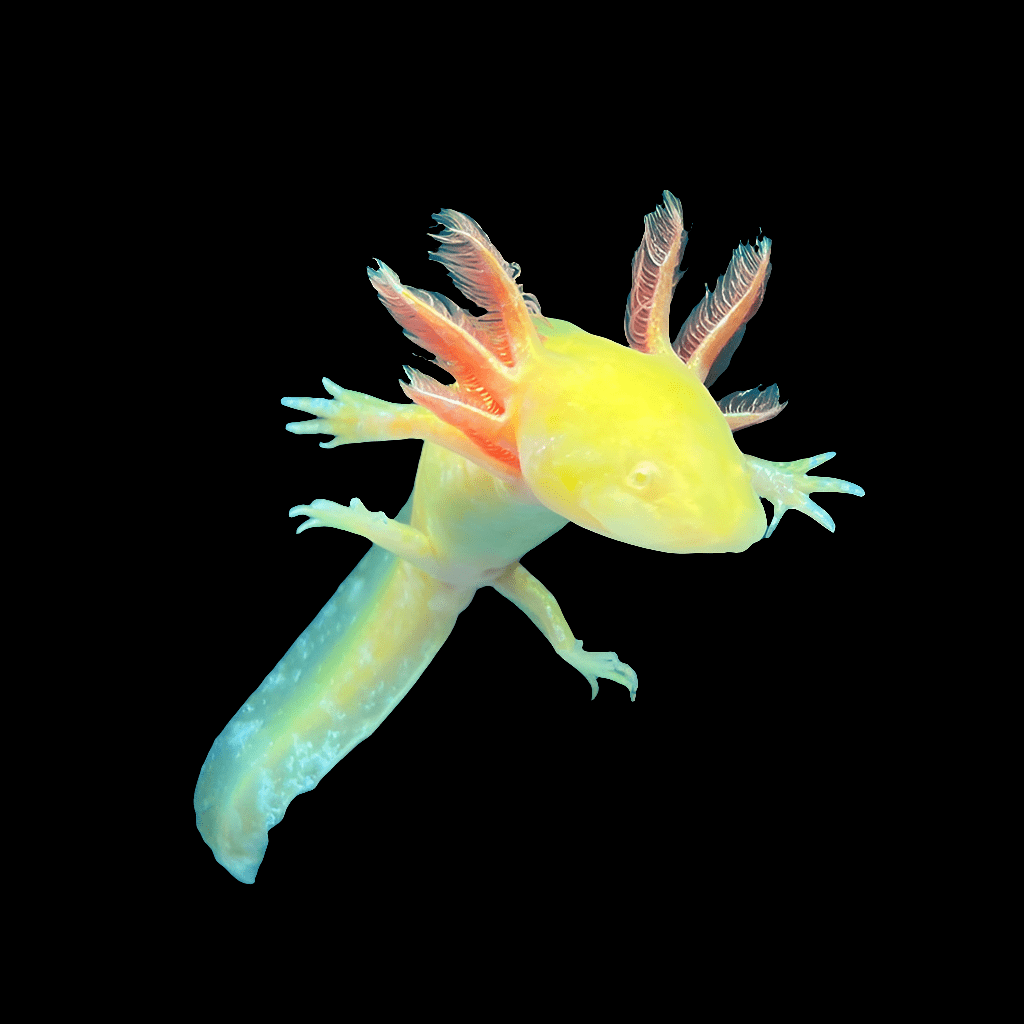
[745,452,865,538]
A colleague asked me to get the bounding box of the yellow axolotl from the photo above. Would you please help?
[194,191,864,883]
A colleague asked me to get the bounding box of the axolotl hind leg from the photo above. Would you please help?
[492,562,639,701]
[745,452,865,538]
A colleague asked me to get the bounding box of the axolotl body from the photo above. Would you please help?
[194,191,864,883]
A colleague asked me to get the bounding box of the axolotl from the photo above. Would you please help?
[194,190,864,883]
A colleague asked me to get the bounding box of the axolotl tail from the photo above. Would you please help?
[194,498,474,883]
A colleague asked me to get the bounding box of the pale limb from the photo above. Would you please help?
[746,452,865,538]
[289,498,444,577]
[491,562,638,701]
[282,378,517,482]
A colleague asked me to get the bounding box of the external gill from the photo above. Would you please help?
[718,384,788,432]
[367,260,520,473]
[365,210,546,477]
[674,235,772,388]
[624,189,687,356]
[746,452,865,538]
[427,208,542,364]
[621,190,772,393]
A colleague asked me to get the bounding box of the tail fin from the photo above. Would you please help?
[194,498,471,883]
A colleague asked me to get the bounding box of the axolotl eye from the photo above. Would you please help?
[625,461,660,491]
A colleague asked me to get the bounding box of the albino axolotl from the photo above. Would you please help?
[194,190,864,883]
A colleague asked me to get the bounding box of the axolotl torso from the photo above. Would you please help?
[194,191,864,883]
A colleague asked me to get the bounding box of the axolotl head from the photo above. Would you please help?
[516,320,767,555]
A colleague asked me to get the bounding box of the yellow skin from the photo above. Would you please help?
[516,317,766,553]
[194,192,864,883]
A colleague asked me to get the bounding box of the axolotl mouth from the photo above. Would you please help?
[579,481,767,554]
